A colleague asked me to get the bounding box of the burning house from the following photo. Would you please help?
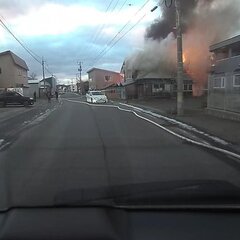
[124,0,240,98]
[208,35,240,118]
[120,59,192,99]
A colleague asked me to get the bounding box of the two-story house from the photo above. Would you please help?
[0,50,29,89]
[208,35,240,118]
[87,68,122,90]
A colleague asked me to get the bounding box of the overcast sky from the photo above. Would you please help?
[0,0,160,83]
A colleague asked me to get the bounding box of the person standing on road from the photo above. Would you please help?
[46,91,51,103]
[33,91,36,102]
[55,90,59,100]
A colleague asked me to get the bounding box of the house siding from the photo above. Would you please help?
[88,68,122,90]
[0,53,28,88]
[208,55,240,113]
[0,54,16,88]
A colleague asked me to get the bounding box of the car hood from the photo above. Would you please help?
[54,180,240,207]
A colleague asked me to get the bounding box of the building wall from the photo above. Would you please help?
[0,54,16,88]
[88,69,122,90]
[125,84,137,99]
[29,83,40,98]
[13,65,28,87]
[104,87,122,100]
[208,56,240,113]
[0,54,28,88]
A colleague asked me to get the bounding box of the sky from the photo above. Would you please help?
[0,0,160,84]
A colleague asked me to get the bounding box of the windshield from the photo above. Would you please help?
[91,91,104,95]
[0,0,240,211]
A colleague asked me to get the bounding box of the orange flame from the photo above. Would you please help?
[183,53,186,63]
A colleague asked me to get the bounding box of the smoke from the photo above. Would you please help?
[146,0,200,40]
[127,0,240,95]
[126,33,176,78]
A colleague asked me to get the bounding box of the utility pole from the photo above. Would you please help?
[175,0,184,115]
[78,61,82,94]
[71,78,74,92]
[42,57,46,96]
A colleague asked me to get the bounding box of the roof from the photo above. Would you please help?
[0,50,29,70]
[101,83,122,90]
[136,71,174,80]
[40,76,56,87]
[28,80,39,84]
[122,79,135,86]
[40,76,56,82]
[210,35,240,51]
[87,67,120,75]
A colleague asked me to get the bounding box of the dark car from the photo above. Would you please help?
[0,91,34,107]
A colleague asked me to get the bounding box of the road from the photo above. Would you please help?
[1,92,240,209]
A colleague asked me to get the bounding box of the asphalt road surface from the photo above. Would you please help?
[1,92,240,209]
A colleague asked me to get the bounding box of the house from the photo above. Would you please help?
[57,84,71,93]
[208,35,240,119]
[120,60,193,100]
[87,68,123,90]
[28,79,40,98]
[79,81,89,94]
[102,83,124,99]
[0,50,29,95]
[70,83,78,93]
[39,76,57,97]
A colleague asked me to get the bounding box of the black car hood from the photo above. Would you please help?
[54,180,240,207]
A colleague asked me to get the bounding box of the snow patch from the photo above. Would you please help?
[119,103,229,146]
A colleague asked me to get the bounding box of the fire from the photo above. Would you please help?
[183,53,186,63]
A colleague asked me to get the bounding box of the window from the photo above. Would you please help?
[153,84,159,89]
[233,75,240,87]
[213,76,225,88]
[6,92,15,97]
[0,68,2,74]
[184,84,188,91]
[189,84,192,90]
[126,70,132,79]
[105,76,111,81]
[160,83,165,90]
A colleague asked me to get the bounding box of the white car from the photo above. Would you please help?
[86,91,108,103]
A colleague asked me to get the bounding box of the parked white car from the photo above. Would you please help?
[86,91,108,103]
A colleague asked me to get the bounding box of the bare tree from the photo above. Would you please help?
[29,72,37,80]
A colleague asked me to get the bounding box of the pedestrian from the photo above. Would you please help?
[33,91,36,102]
[55,90,59,100]
[47,91,51,103]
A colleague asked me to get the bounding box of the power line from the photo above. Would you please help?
[0,13,42,61]
[88,0,128,58]
[0,18,42,64]
[45,61,53,75]
[90,0,116,46]
[0,16,55,77]
[110,0,121,13]
[117,0,129,13]
[91,0,152,64]
[94,13,147,64]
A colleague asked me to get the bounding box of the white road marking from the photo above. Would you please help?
[119,102,229,145]
[65,99,240,160]
[0,141,11,151]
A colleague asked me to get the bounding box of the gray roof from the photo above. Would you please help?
[28,80,39,84]
[87,67,120,75]
[136,72,174,80]
[0,50,29,70]
[210,35,240,51]
[122,79,135,86]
